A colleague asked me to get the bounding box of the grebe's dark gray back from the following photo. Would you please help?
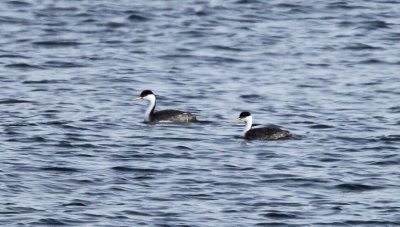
[134,90,197,123]
[234,112,291,140]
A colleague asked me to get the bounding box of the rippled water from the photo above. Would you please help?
[1,0,400,226]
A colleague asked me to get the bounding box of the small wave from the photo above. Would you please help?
[309,124,334,129]
[44,120,70,125]
[64,133,87,142]
[196,120,215,125]
[319,158,341,162]
[30,136,46,142]
[62,202,87,207]
[337,21,355,27]
[359,20,390,30]
[105,22,126,28]
[223,164,255,171]
[56,141,74,148]
[0,206,39,215]
[204,56,243,63]
[327,2,364,10]
[178,30,207,37]
[23,79,66,84]
[370,160,400,166]
[45,6,78,12]
[34,218,66,225]
[260,177,328,184]
[75,143,99,148]
[182,193,217,201]
[343,43,382,50]
[151,137,198,142]
[103,40,122,44]
[359,59,390,64]
[32,40,83,47]
[43,60,85,68]
[240,94,262,99]
[41,166,81,172]
[133,175,154,180]
[335,183,383,191]
[5,130,21,136]
[261,212,298,219]
[236,0,261,4]
[276,3,301,8]
[345,220,400,225]
[159,54,194,60]
[276,3,312,13]
[60,124,89,131]
[0,54,29,58]
[5,63,42,69]
[111,166,169,173]
[306,63,330,67]
[6,1,32,7]
[222,209,239,213]
[8,136,46,143]
[173,145,193,151]
[156,152,194,159]
[336,136,377,143]
[297,84,322,88]
[378,135,400,142]
[78,18,97,24]
[123,210,152,216]
[255,223,290,226]
[127,14,150,21]
[384,32,400,41]
[260,173,297,178]
[212,181,254,187]
[0,15,31,24]
[208,45,243,52]
[195,9,212,17]
[389,106,400,113]
[0,99,31,104]
[126,143,152,148]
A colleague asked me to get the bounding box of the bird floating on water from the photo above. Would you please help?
[133,90,197,123]
[233,112,291,140]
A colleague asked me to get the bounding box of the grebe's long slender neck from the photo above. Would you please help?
[144,94,156,122]
[244,116,253,133]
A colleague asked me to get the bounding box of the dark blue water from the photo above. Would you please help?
[1,0,400,226]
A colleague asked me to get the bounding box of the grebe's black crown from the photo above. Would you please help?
[239,111,251,118]
[140,90,154,97]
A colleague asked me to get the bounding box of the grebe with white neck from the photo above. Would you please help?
[133,90,197,123]
[233,112,291,140]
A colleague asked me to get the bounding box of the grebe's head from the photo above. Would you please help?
[133,90,155,101]
[140,90,153,97]
[233,111,252,122]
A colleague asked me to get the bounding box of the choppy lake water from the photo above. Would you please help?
[1,0,400,226]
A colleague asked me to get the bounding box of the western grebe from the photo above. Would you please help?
[133,90,197,123]
[233,112,291,140]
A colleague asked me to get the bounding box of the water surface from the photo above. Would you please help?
[1,0,400,226]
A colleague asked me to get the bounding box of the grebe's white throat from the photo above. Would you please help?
[143,94,156,122]
[243,115,253,134]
